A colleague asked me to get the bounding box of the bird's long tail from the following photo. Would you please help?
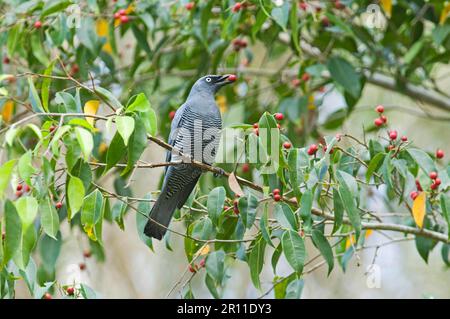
[143,180,179,240]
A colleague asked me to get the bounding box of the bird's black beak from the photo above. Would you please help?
[216,74,237,85]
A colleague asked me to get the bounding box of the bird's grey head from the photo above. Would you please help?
[189,74,237,97]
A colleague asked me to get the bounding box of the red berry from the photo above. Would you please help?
[185,2,194,10]
[118,9,127,16]
[242,163,250,173]
[55,202,63,209]
[253,123,258,128]
[254,128,259,136]
[228,74,237,82]
[49,125,56,133]
[291,78,301,87]
[15,190,23,198]
[321,17,330,27]
[430,182,439,190]
[415,179,423,191]
[34,21,42,29]
[16,184,23,191]
[233,206,240,215]
[434,178,441,186]
[380,115,387,123]
[188,264,196,273]
[79,263,86,270]
[275,113,284,121]
[232,2,242,12]
[120,15,129,23]
[66,287,75,296]
[375,105,384,113]
[224,205,230,211]
[410,191,419,200]
[389,130,397,140]
[2,232,5,241]
[169,111,176,120]
[299,2,308,10]
[307,144,318,155]
[335,0,345,9]
[436,149,444,159]
[335,133,342,142]
[283,142,292,149]
[429,171,438,180]
[301,73,310,82]
[273,194,281,202]
[83,250,92,258]
[387,145,395,151]
[24,184,30,192]
[114,12,120,19]
[43,292,52,300]
[199,259,206,268]
[70,64,79,74]
[273,188,280,195]
[401,136,408,142]
[3,56,10,64]
[374,118,383,127]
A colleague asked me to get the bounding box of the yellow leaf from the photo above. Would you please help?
[1,100,14,123]
[216,95,227,113]
[96,19,113,54]
[365,229,373,238]
[125,4,135,15]
[199,244,210,256]
[345,235,356,250]
[381,0,392,17]
[440,3,450,25]
[412,192,426,228]
[84,100,100,126]
[307,94,315,110]
[98,142,108,154]
[84,225,97,241]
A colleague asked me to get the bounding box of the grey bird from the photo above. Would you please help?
[144,74,237,240]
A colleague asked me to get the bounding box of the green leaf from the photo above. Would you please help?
[271,2,289,30]
[41,0,72,18]
[332,188,344,234]
[122,117,147,176]
[15,196,38,231]
[30,33,50,66]
[3,200,22,266]
[407,149,436,174]
[112,200,127,231]
[75,127,94,161]
[39,232,61,273]
[81,190,103,241]
[41,61,55,112]
[51,125,71,157]
[274,202,297,230]
[14,224,37,270]
[94,87,123,110]
[285,279,304,299]
[289,0,300,54]
[260,203,273,247]
[281,230,306,274]
[338,184,361,238]
[67,176,85,220]
[126,93,151,113]
[238,194,259,229]
[18,151,35,186]
[248,238,266,290]
[80,284,97,299]
[141,108,158,136]
[136,193,153,250]
[298,189,313,231]
[207,187,226,226]
[39,197,59,239]
[28,77,44,113]
[327,56,361,99]
[116,116,135,146]
[105,132,126,173]
[191,218,213,240]
[0,160,16,199]
[311,230,334,275]
[7,24,21,57]
[440,195,450,240]
[366,153,384,182]
[206,250,225,283]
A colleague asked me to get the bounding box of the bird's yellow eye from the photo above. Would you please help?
[206,77,212,83]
